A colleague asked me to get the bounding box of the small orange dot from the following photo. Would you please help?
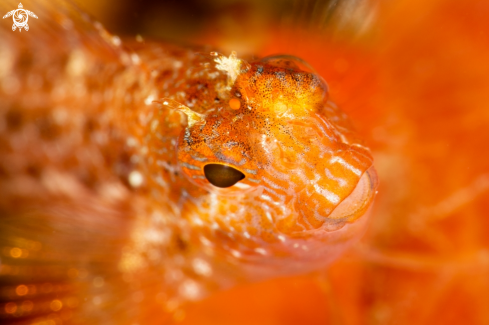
[229,98,241,110]
[10,247,22,258]
[5,302,17,314]
[50,299,63,312]
[16,284,28,296]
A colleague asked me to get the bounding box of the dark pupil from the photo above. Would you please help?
[203,164,245,188]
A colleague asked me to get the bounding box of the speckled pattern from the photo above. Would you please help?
[0,0,378,324]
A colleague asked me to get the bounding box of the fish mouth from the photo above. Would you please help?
[326,166,379,225]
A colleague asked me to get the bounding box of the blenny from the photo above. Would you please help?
[0,0,377,323]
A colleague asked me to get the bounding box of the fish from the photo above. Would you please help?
[75,0,489,324]
[0,0,379,324]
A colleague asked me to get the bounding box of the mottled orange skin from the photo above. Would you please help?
[3,0,487,324]
[0,0,378,324]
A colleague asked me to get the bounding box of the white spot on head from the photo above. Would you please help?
[234,182,251,190]
[66,50,87,77]
[111,36,121,46]
[313,184,340,204]
[130,53,140,65]
[199,236,213,247]
[128,171,144,188]
[143,228,168,245]
[330,156,362,176]
[179,280,201,300]
[254,248,267,255]
[192,258,212,277]
[145,94,155,105]
[265,211,273,222]
[126,137,138,147]
[214,51,242,86]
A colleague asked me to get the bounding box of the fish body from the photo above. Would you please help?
[0,0,377,323]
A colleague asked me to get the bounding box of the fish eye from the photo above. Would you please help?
[203,164,245,188]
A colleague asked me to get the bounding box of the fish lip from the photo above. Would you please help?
[325,166,379,226]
